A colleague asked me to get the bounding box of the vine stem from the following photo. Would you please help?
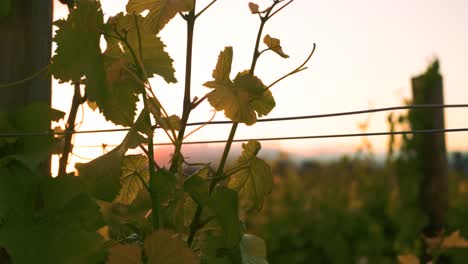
[187,1,279,246]
[58,83,85,176]
[215,1,278,179]
[170,8,196,173]
[265,43,316,90]
[195,0,218,18]
[58,3,87,177]
[131,14,162,230]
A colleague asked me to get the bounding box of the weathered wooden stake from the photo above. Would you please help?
[411,60,449,262]
[0,1,53,262]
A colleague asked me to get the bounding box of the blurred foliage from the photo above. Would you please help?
[246,151,468,263]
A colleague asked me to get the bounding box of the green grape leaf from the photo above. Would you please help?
[143,230,200,264]
[0,211,106,264]
[240,234,268,264]
[248,3,260,14]
[76,146,126,202]
[115,155,149,205]
[263,34,289,58]
[41,175,105,231]
[1,174,106,264]
[12,103,65,168]
[184,175,210,206]
[205,51,276,125]
[228,141,273,211]
[50,0,104,83]
[76,111,147,201]
[199,231,238,264]
[126,0,193,34]
[107,244,143,264]
[207,187,242,248]
[0,160,36,221]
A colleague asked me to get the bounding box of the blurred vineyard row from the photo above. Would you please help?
[245,151,468,263]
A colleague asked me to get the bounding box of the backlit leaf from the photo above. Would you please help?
[99,56,141,126]
[107,244,142,264]
[144,230,199,264]
[76,111,147,201]
[126,0,193,34]
[205,65,276,125]
[93,13,176,126]
[106,13,177,83]
[76,146,125,202]
[50,0,104,83]
[228,141,273,211]
[211,46,233,83]
[240,234,268,264]
[264,34,289,58]
[115,155,149,205]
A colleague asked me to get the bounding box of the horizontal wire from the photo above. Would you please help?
[1,104,467,138]
[76,127,468,148]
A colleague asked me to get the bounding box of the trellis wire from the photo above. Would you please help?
[1,104,467,138]
[76,127,468,148]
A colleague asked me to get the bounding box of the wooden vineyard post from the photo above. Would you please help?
[0,1,53,262]
[410,60,449,262]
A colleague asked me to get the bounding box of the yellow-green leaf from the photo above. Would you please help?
[205,68,275,125]
[228,141,273,211]
[264,34,289,58]
[115,155,149,205]
[50,0,104,83]
[126,0,193,34]
[107,244,142,264]
[144,230,199,264]
[211,46,233,84]
[240,234,268,264]
[76,111,148,201]
[105,13,177,83]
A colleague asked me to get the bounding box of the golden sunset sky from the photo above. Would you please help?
[52,0,468,172]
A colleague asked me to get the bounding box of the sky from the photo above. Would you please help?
[52,0,468,172]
